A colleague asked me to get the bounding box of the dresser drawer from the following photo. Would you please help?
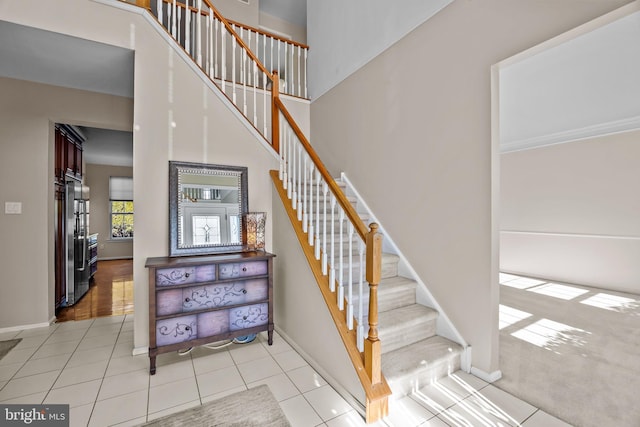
[229,303,269,331]
[197,310,231,338]
[156,315,197,346]
[155,264,216,287]
[218,260,268,279]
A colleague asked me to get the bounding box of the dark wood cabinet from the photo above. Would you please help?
[145,251,275,374]
[54,124,83,183]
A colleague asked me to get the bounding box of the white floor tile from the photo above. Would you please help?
[92,315,125,326]
[147,399,200,422]
[45,329,87,344]
[105,354,149,377]
[261,331,294,354]
[523,409,573,427]
[237,355,283,383]
[89,389,148,427]
[148,376,200,414]
[15,325,58,338]
[85,323,123,337]
[30,342,75,360]
[248,372,300,401]
[11,334,49,350]
[65,345,114,368]
[0,391,47,405]
[0,347,38,365]
[279,394,323,427]
[229,340,270,364]
[148,358,194,388]
[69,403,93,427]
[191,348,235,375]
[54,359,109,389]
[44,378,102,408]
[98,369,150,401]
[304,384,352,421]
[0,370,59,401]
[195,365,246,398]
[76,333,118,351]
[201,385,247,404]
[273,349,308,371]
[325,410,367,427]
[0,362,23,381]
[385,395,437,426]
[287,365,327,393]
[14,353,70,378]
[112,342,135,358]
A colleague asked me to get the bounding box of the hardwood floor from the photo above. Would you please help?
[56,259,134,322]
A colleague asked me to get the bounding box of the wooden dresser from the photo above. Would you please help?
[145,251,275,374]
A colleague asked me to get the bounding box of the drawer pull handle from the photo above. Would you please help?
[185,298,191,302]
[243,316,248,320]
[242,267,247,272]
[242,289,247,294]
[185,273,190,277]
[185,326,191,331]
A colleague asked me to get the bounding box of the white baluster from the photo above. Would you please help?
[315,170,321,259]
[242,36,247,115]
[287,128,293,199]
[171,0,176,39]
[302,155,308,232]
[157,0,163,26]
[221,27,226,92]
[357,239,365,352]
[304,48,308,98]
[297,145,303,219]
[253,60,257,127]
[291,130,297,210]
[297,45,301,97]
[283,42,288,95]
[197,0,203,66]
[347,222,354,330]
[177,6,182,47]
[329,195,336,292]
[338,208,344,310]
[281,117,287,189]
[185,0,190,54]
[277,39,281,83]
[262,34,267,136]
[308,165,315,246]
[232,26,236,104]
[205,9,210,75]
[322,182,329,275]
[214,17,218,78]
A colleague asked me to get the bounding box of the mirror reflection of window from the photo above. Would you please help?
[192,215,222,245]
[229,215,240,244]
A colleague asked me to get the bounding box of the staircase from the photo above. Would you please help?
[136,0,466,421]
[333,178,463,398]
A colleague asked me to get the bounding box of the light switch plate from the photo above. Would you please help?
[5,202,22,214]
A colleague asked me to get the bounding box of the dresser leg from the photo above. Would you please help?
[150,356,156,375]
[268,329,273,345]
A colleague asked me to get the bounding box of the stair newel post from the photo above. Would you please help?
[271,71,280,153]
[365,223,383,385]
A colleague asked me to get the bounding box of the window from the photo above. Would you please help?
[110,176,133,239]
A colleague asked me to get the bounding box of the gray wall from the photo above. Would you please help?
[308,0,632,374]
[500,130,640,293]
[84,164,134,260]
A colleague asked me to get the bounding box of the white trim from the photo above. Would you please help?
[339,172,468,351]
[501,115,640,153]
[460,346,472,374]
[501,230,640,241]
[133,346,148,356]
[470,367,502,383]
[0,320,54,335]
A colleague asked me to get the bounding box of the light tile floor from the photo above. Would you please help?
[0,315,570,426]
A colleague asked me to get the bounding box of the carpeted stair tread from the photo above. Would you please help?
[382,336,463,398]
[352,276,417,313]
[378,304,438,353]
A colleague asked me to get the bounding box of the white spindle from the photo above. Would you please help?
[253,61,257,126]
[242,31,247,115]
[283,42,288,95]
[338,208,345,310]
[297,45,301,97]
[291,131,297,209]
[297,145,303,219]
[308,165,315,246]
[357,239,365,351]
[231,26,236,103]
[197,0,203,66]
[279,114,285,181]
[302,155,308,232]
[315,170,321,259]
[322,182,328,275]
[329,195,336,292]
[221,27,226,91]
[214,18,219,78]
[157,0,163,26]
[281,114,288,190]
[304,48,308,98]
[185,0,190,54]
[171,0,176,39]
[277,40,281,85]
[262,35,267,136]
[347,222,354,330]
[205,10,210,75]
[177,6,182,46]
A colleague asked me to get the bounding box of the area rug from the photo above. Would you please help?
[140,384,290,427]
[0,338,21,361]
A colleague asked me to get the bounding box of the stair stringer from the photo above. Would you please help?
[99,0,280,161]
[339,172,472,372]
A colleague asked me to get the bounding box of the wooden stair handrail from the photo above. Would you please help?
[273,97,368,241]
[226,18,309,49]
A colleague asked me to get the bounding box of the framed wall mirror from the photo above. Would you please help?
[169,161,248,256]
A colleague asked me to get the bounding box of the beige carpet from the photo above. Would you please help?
[495,274,640,427]
[140,384,290,426]
[0,338,21,361]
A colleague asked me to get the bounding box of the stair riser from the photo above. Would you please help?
[387,353,461,399]
[333,262,398,280]
[379,318,437,354]
[352,288,416,313]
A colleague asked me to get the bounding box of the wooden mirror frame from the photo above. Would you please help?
[169,161,248,256]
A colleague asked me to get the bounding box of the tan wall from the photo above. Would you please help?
[84,164,134,260]
[258,11,306,44]
[0,77,133,329]
[500,130,640,293]
[309,0,632,373]
[1,0,279,349]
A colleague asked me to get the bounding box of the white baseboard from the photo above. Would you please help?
[0,320,54,335]
[132,346,148,356]
[470,367,502,383]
